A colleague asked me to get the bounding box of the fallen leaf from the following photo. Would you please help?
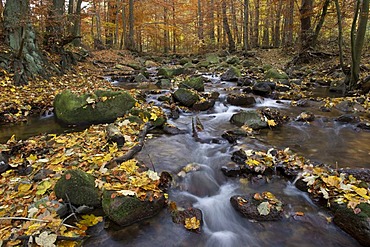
[257,201,270,216]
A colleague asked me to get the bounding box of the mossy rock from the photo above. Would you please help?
[173,88,200,107]
[265,68,289,80]
[333,203,370,246]
[54,90,136,125]
[158,66,185,78]
[220,66,241,81]
[54,169,101,207]
[102,190,165,226]
[179,76,204,92]
[226,56,240,64]
[230,110,267,129]
[129,108,167,127]
[206,53,220,64]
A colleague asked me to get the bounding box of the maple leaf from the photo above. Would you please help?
[78,214,103,227]
[36,180,52,195]
[257,201,270,216]
[184,217,200,230]
[35,231,57,247]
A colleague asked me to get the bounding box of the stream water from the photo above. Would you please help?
[1,75,369,246]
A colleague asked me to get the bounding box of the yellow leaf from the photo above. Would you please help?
[36,180,52,195]
[354,187,370,199]
[79,214,103,227]
[150,113,158,121]
[18,183,32,193]
[322,176,341,188]
[184,217,200,230]
[267,119,277,127]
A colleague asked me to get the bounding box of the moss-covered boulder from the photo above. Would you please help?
[54,169,101,207]
[230,110,267,129]
[102,191,165,226]
[158,66,185,78]
[54,90,136,125]
[129,108,167,127]
[333,203,370,246]
[265,68,289,80]
[179,76,204,92]
[221,66,241,81]
[206,53,220,64]
[173,88,200,107]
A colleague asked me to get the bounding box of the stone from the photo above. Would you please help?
[106,123,125,147]
[226,55,240,64]
[205,53,220,64]
[102,191,165,226]
[252,82,273,96]
[54,90,136,125]
[329,80,345,93]
[333,203,370,246]
[237,77,255,87]
[230,194,284,221]
[220,66,241,81]
[163,124,187,135]
[171,207,202,232]
[173,88,200,107]
[179,76,204,92]
[158,66,185,78]
[134,73,148,83]
[221,163,244,177]
[156,79,172,89]
[0,153,9,174]
[335,114,360,124]
[192,99,215,111]
[227,93,256,106]
[296,111,315,122]
[230,110,268,129]
[54,169,101,207]
[265,68,289,80]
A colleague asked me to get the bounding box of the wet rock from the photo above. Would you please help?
[275,84,291,92]
[221,162,244,177]
[335,114,360,124]
[179,76,204,92]
[230,193,284,221]
[171,207,202,232]
[134,73,148,83]
[144,60,159,67]
[102,191,165,226]
[252,82,273,96]
[192,99,215,111]
[242,60,255,68]
[158,66,185,78]
[130,108,166,127]
[333,203,370,246]
[54,169,101,207]
[220,66,241,81]
[295,99,310,107]
[157,95,172,103]
[264,68,289,80]
[335,101,366,113]
[106,123,125,147]
[173,88,200,107]
[227,93,256,106]
[54,90,136,125]
[338,168,370,183]
[0,153,9,174]
[329,80,345,93]
[237,77,256,87]
[163,123,187,135]
[296,111,315,122]
[159,171,173,191]
[259,108,289,126]
[231,149,248,164]
[230,110,268,129]
[156,79,172,89]
[222,129,250,144]
[357,122,370,130]
[170,106,180,119]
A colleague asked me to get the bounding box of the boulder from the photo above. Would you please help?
[221,162,244,177]
[230,193,284,221]
[335,114,360,124]
[163,124,187,135]
[54,90,136,125]
[265,68,289,80]
[158,66,185,78]
[252,82,273,96]
[171,207,202,232]
[205,53,220,64]
[192,99,215,111]
[221,66,241,81]
[179,76,204,92]
[134,73,148,83]
[106,123,125,147]
[129,108,166,127]
[227,93,256,106]
[329,80,345,93]
[230,110,267,129]
[173,88,200,107]
[226,56,240,64]
[333,203,370,246]
[156,79,172,89]
[0,153,9,174]
[102,191,165,226]
[54,169,101,207]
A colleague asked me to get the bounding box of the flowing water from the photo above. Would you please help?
[1,75,369,246]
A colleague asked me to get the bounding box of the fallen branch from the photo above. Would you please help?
[107,122,153,168]
[0,217,47,222]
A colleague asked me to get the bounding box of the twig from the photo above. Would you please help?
[0,217,48,222]
[147,154,156,172]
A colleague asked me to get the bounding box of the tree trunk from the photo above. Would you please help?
[4,0,46,85]
[262,0,270,48]
[252,0,259,47]
[283,0,294,47]
[172,1,176,53]
[231,0,240,45]
[300,0,313,51]
[164,0,169,53]
[45,0,65,49]
[243,0,249,51]
[311,0,330,47]
[222,0,235,52]
[334,0,345,74]
[347,0,369,90]
[71,0,83,46]
[273,0,282,47]
[126,0,135,51]
[197,0,204,41]
[120,3,127,49]
[208,0,215,43]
